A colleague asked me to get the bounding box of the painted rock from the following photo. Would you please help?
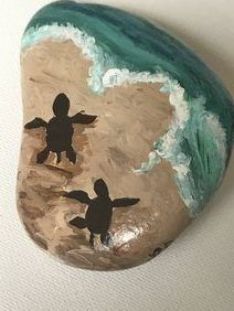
[17,1,233,270]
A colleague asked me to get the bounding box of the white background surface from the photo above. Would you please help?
[0,1,233,310]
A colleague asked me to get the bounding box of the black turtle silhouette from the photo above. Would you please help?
[64,179,140,246]
[24,93,97,164]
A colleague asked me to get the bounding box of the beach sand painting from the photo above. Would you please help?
[17,1,233,270]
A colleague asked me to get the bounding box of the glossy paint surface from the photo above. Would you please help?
[23,0,234,215]
[18,1,233,270]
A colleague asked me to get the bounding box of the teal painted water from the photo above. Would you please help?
[23,0,234,215]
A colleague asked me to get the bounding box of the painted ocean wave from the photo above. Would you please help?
[22,1,233,216]
[103,68,227,214]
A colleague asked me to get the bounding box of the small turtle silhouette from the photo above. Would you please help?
[24,93,97,164]
[64,179,140,246]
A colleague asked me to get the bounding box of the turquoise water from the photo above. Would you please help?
[23,0,234,215]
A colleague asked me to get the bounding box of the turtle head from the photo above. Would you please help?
[53,93,70,117]
[94,179,109,198]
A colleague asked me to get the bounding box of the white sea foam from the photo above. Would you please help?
[22,24,227,215]
[103,68,191,176]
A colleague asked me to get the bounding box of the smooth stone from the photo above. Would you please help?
[17,1,233,270]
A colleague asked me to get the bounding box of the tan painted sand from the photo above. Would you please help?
[17,40,190,270]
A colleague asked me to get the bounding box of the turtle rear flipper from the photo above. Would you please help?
[66,147,76,164]
[101,232,111,246]
[37,147,50,164]
[70,216,87,229]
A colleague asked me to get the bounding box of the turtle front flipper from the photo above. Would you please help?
[24,117,47,129]
[70,112,97,124]
[70,216,87,229]
[112,198,140,207]
[64,190,91,204]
